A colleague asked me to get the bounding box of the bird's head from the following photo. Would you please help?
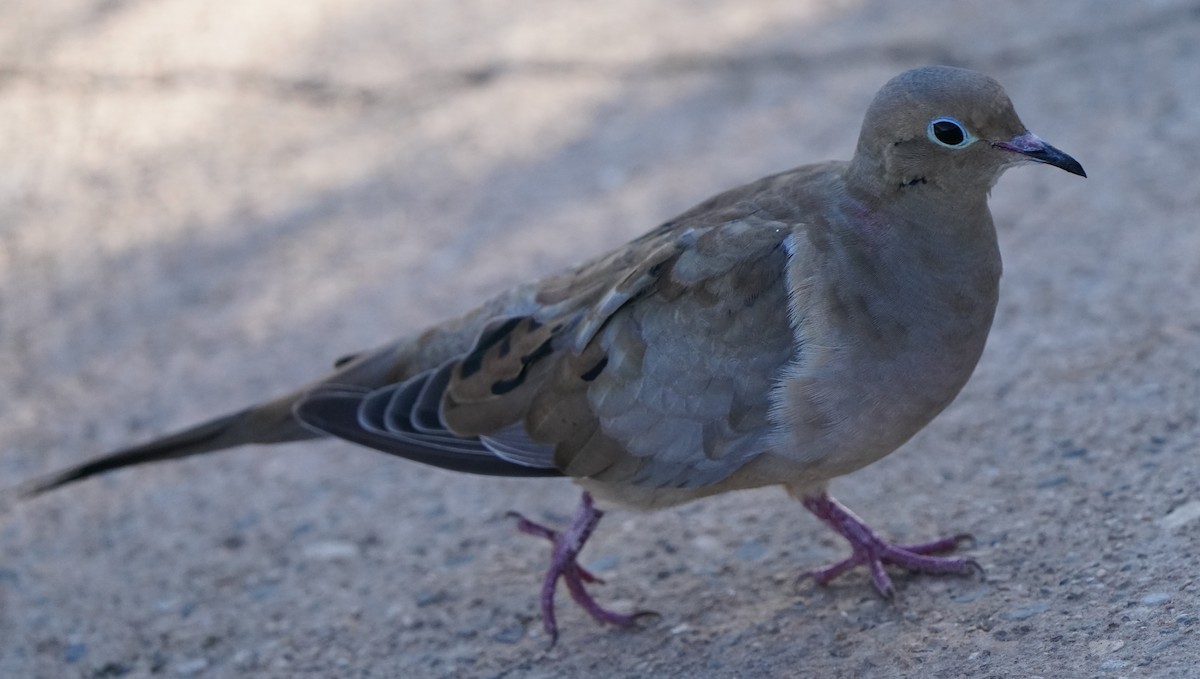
[849,66,1085,196]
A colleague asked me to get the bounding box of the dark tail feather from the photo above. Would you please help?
[18,394,320,497]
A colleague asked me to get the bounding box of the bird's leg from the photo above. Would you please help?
[508,491,646,643]
[800,492,980,598]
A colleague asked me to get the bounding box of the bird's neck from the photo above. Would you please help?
[846,149,995,232]
[828,179,1003,320]
[844,168,995,246]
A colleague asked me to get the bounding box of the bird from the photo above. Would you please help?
[17,65,1085,643]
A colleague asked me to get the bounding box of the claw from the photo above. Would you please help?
[511,492,642,643]
[800,493,979,597]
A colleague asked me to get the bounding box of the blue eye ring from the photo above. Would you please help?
[927,117,974,149]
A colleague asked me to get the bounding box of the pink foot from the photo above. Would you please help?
[801,493,981,598]
[509,492,652,643]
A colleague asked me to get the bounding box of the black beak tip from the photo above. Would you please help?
[1019,142,1086,178]
[1058,155,1087,178]
[1025,145,1086,178]
[994,137,1086,178]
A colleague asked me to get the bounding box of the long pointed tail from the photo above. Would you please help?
[18,392,319,497]
[12,314,499,499]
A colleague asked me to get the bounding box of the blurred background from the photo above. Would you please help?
[2,1,1198,677]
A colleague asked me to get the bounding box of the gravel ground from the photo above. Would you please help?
[2,1,1199,677]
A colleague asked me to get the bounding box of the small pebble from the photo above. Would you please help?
[301,540,359,561]
[1160,501,1200,530]
[244,584,278,602]
[1088,639,1125,654]
[586,554,619,572]
[415,590,447,607]
[231,649,255,668]
[1003,602,1050,621]
[234,513,260,530]
[1141,592,1170,605]
[63,643,87,663]
[951,586,990,604]
[734,541,767,562]
[175,657,209,676]
[492,627,525,644]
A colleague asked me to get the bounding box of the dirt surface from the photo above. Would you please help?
[2,2,1199,677]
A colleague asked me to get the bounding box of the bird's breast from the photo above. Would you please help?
[772,215,1001,481]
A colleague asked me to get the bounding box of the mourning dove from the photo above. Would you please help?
[19,66,1084,642]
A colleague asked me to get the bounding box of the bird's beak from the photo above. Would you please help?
[992,132,1086,177]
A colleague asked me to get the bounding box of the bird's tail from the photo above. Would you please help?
[17,392,319,497]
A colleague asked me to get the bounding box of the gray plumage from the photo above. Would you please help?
[18,66,1085,636]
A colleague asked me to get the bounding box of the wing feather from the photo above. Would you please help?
[296,179,804,489]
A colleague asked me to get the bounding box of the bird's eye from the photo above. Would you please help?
[927,117,972,148]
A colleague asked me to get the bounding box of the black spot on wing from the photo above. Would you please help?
[580,356,608,382]
[524,337,555,367]
[460,317,523,379]
[489,337,555,396]
[490,376,522,396]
